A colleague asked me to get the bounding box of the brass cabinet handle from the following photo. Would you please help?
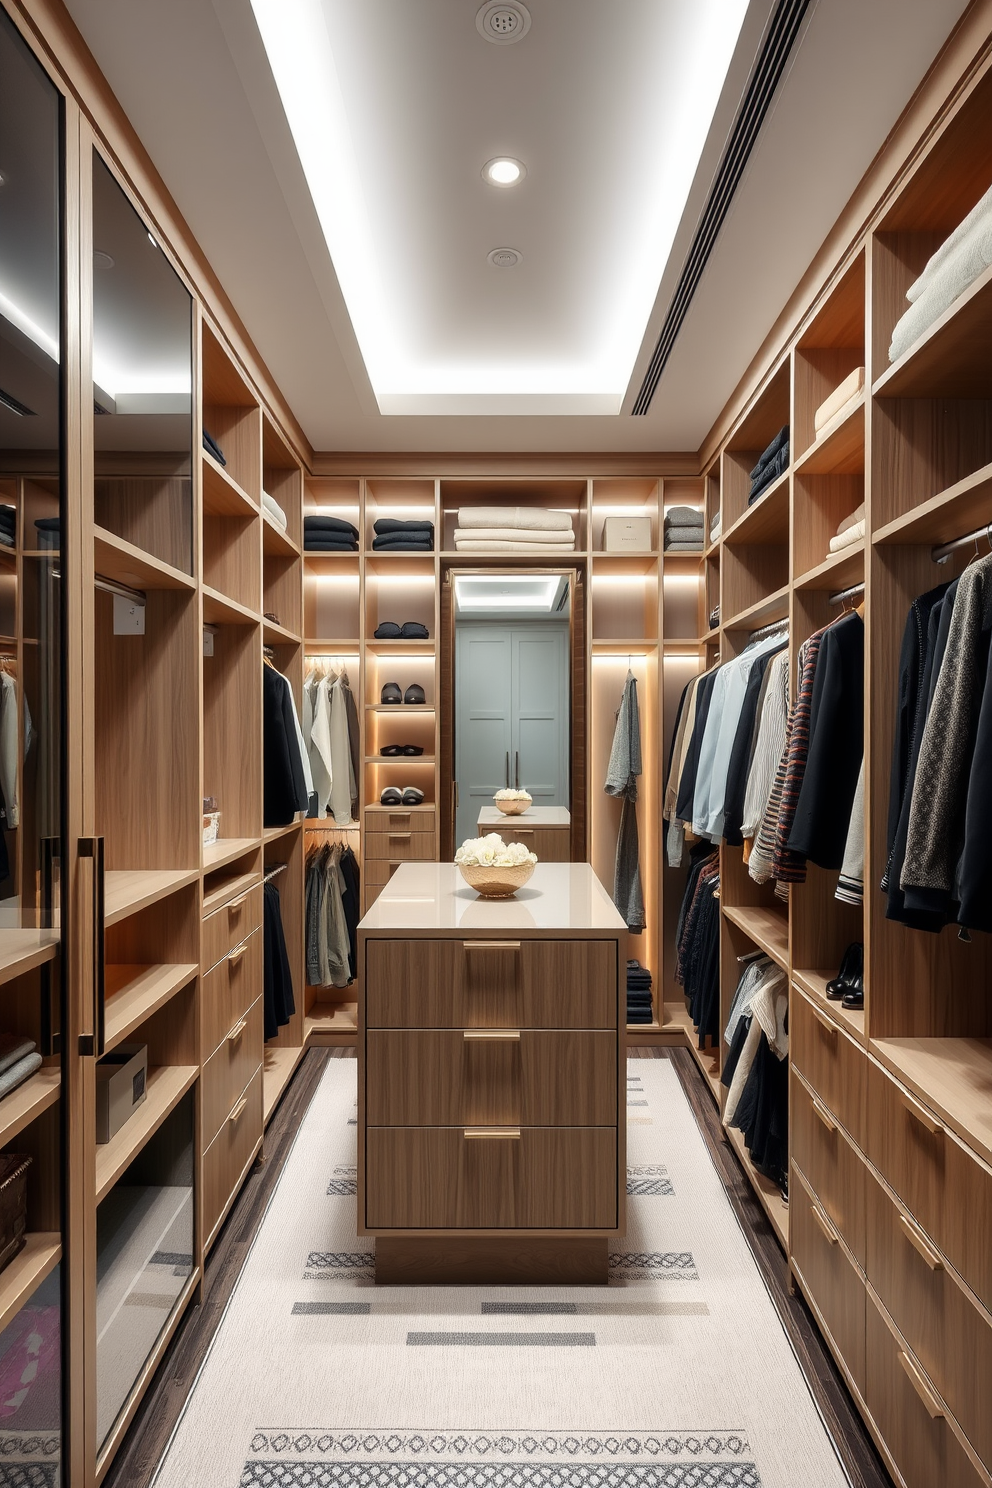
[463,940,521,951]
[229,1095,248,1124]
[464,1127,521,1139]
[227,1018,247,1044]
[901,1089,944,1136]
[228,893,248,913]
[463,1029,521,1042]
[811,1095,837,1133]
[898,1350,945,1419]
[228,942,247,967]
[810,1004,838,1036]
[810,1201,838,1246]
[899,1213,944,1271]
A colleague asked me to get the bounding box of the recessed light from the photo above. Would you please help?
[483,156,525,187]
[487,247,522,268]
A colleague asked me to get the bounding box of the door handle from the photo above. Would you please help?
[515,751,519,788]
[505,751,509,788]
[77,837,105,1056]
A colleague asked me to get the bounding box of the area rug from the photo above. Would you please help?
[150,1060,851,1488]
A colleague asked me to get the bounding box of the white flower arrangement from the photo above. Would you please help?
[494,788,532,802]
[454,832,538,868]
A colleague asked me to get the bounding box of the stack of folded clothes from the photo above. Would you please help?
[304,515,359,552]
[0,1034,42,1101]
[890,179,992,363]
[453,506,574,552]
[749,426,789,505]
[663,506,704,551]
[262,490,288,531]
[202,430,226,466]
[34,517,60,552]
[829,502,866,553]
[709,510,721,545]
[814,367,865,435]
[372,518,434,552]
[0,505,15,550]
[708,602,720,630]
[626,961,654,1025]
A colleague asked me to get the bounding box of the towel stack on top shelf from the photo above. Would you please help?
[889,178,992,363]
[829,502,866,553]
[814,367,865,435]
[663,506,703,551]
[749,426,789,505]
[453,507,575,552]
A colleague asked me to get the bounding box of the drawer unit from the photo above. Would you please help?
[365,938,619,1029]
[790,1164,866,1395]
[866,1166,992,1470]
[868,1059,992,1314]
[364,830,436,862]
[201,995,263,1148]
[791,1067,867,1267]
[365,806,437,835]
[497,825,570,862]
[365,1125,618,1230]
[202,925,262,1058]
[365,1029,617,1127]
[202,1064,263,1248]
[791,988,867,1148]
[203,882,262,975]
[866,1291,987,1488]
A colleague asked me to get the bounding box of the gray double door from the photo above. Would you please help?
[455,622,569,846]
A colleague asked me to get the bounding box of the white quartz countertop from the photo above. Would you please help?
[476,806,571,827]
[359,862,626,936]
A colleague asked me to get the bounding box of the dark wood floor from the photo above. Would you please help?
[104,1044,893,1488]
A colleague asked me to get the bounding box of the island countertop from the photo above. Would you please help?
[358,861,625,937]
[475,805,571,827]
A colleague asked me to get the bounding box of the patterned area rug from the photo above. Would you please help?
[150,1061,850,1488]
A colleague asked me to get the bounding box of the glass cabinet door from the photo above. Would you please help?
[0,9,66,1485]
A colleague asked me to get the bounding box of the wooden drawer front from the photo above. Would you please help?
[202,996,263,1148]
[365,1126,617,1230]
[203,884,262,975]
[867,1163,992,1468]
[790,1165,866,1395]
[866,1292,986,1488]
[364,830,436,862]
[365,808,437,835]
[365,939,618,1029]
[791,1069,866,1267]
[791,989,866,1148]
[366,1030,617,1127]
[499,826,570,862]
[202,926,262,1058]
[868,1061,992,1314]
[202,1064,263,1245]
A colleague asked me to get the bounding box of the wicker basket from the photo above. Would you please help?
[458,861,535,898]
[0,1153,31,1275]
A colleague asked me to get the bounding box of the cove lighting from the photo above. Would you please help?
[455,574,560,612]
[483,157,524,187]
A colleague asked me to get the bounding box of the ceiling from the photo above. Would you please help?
[63,0,971,454]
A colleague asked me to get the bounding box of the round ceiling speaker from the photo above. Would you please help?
[487,247,522,268]
[476,3,531,45]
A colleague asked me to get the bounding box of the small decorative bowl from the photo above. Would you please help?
[494,794,532,816]
[458,861,535,898]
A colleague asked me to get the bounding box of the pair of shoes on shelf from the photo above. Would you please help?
[379,744,424,756]
[373,620,430,639]
[381,682,426,705]
[826,941,864,1009]
[380,786,425,806]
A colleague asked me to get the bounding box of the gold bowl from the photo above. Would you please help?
[494,795,532,816]
[458,861,535,898]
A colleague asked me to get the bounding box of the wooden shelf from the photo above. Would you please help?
[793,969,866,1041]
[203,837,259,873]
[873,261,992,399]
[262,514,299,558]
[723,902,789,969]
[202,451,258,518]
[104,963,198,1052]
[305,1001,358,1040]
[0,929,59,990]
[262,617,300,647]
[591,638,659,654]
[723,470,790,546]
[202,868,259,917]
[723,586,790,633]
[0,1233,61,1336]
[871,1037,992,1169]
[365,755,435,765]
[364,639,435,653]
[701,626,720,645]
[793,543,865,594]
[794,395,865,477]
[366,703,436,714]
[94,527,195,592]
[305,638,361,653]
[0,1067,60,1148]
[725,1123,788,1251]
[263,1045,305,1125]
[202,586,258,627]
[662,550,706,573]
[873,460,992,548]
[664,1001,722,1103]
[95,1065,198,1203]
[263,821,302,843]
[104,868,199,927]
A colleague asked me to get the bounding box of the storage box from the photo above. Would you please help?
[0,1154,31,1274]
[604,516,652,552]
[96,1043,147,1145]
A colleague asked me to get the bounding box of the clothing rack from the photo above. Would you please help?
[95,573,145,605]
[748,617,789,642]
[932,521,992,564]
[262,861,288,885]
[828,581,865,607]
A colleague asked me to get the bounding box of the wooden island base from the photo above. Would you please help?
[375,1236,608,1286]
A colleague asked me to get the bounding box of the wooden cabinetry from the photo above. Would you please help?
[475,806,571,862]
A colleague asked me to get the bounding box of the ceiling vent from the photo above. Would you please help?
[476,3,531,45]
[488,247,522,268]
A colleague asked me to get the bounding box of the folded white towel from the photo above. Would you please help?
[890,212,992,362]
[452,526,575,544]
[262,491,288,530]
[814,367,865,433]
[836,502,865,537]
[457,506,573,533]
[908,179,992,301]
[454,539,576,553]
[828,518,865,552]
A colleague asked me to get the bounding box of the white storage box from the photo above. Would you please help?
[604,516,652,552]
[97,1043,148,1145]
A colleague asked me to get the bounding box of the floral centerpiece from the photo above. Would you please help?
[455,832,537,898]
[493,787,533,815]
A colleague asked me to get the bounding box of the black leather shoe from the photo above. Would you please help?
[402,744,424,756]
[380,744,403,756]
[403,683,426,704]
[380,682,402,704]
[841,984,864,1011]
[826,941,862,999]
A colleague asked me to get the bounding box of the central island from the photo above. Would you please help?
[357,861,627,1285]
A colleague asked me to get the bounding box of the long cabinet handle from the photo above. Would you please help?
[227,1018,248,1044]
[515,750,519,788]
[511,828,535,835]
[898,1350,945,1419]
[811,1096,837,1133]
[228,942,247,967]
[388,833,412,840]
[505,751,509,788]
[810,1201,838,1246]
[77,837,105,1057]
[463,940,520,951]
[810,1004,838,1037]
[229,1095,249,1124]
[228,893,248,913]
[899,1213,944,1271]
[901,1090,944,1136]
[464,1127,521,1140]
[463,1029,521,1042]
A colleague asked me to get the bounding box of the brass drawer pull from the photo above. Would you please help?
[810,1201,838,1246]
[899,1213,944,1271]
[810,1004,838,1036]
[227,1018,247,1044]
[901,1090,944,1135]
[463,1029,521,1042]
[228,943,247,967]
[898,1350,945,1419]
[811,1096,837,1133]
[229,1095,248,1124]
[463,941,521,951]
[228,893,248,913]
[464,1127,521,1139]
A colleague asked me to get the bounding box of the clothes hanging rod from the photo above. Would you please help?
[95,573,145,605]
[828,582,865,606]
[262,862,288,884]
[748,617,789,641]
[932,522,992,564]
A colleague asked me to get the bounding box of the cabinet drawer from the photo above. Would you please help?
[868,1060,992,1314]
[791,989,866,1148]
[202,926,262,1057]
[866,1167,992,1470]
[498,825,570,862]
[791,1068,866,1267]
[202,996,263,1148]
[203,883,261,975]
[365,1126,617,1230]
[365,807,437,835]
[202,1064,263,1246]
[364,830,436,862]
[790,1165,866,1395]
[366,1030,617,1126]
[866,1291,986,1488]
[365,939,618,1029]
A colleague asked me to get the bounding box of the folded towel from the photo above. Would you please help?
[0,1035,35,1078]
[664,506,704,529]
[828,518,865,553]
[748,444,788,503]
[456,506,573,533]
[663,539,704,552]
[304,542,359,553]
[814,367,865,433]
[749,426,789,482]
[908,179,992,302]
[453,526,575,545]
[372,537,434,551]
[836,502,865,537]
[0,1050,42,1099]
[373,518,434,536]
[889,224,992,363]
[664,522,704,537]
[454,539,576,553]
[262,491,288,530]
[304,514,359,538]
